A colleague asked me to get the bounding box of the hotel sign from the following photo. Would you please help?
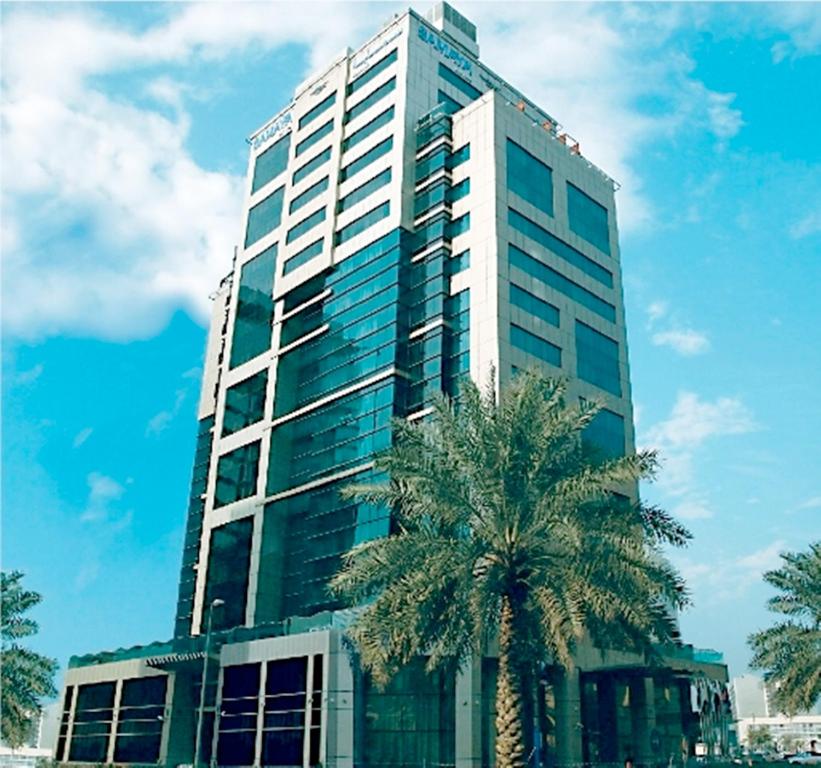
[418,25,472,73]
[351,27,403,73]
[252,109,293,150]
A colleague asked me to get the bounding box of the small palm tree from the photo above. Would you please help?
[749,542,821,715]
[331,371,691,768]
[1,571,58,748]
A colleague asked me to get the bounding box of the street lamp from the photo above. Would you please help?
[194,598,224,768]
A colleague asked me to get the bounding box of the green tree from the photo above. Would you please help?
[747,726,774,752]
[1,571,58,748]
[331,372,691,768]
[748,542,821,715]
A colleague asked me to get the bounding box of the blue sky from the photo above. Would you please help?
[2,2,819,686]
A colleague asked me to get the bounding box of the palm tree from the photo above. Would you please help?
[749,542,821,715]
[331,371,691,768]
[1,571,58,748]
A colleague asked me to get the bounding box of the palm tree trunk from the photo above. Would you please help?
[495,593,526,768]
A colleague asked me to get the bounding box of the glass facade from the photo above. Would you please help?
[339,136,393,183]
[222,370,267,437]
[204,517,253,630]
[567,182,611,255]
[282,238,324,276]
[583,407,626,458]
[511,323,562,367]
[507,139,553,216]
[335,201,390,245]
[113,677,167,763]
[344,77,396,123]
[438,62,481,101]
[575,320,622,396]
[214,441,261,508]
[509,208,613,287]
[245,187,285,248]
[509,244,616,323]
[296,119,334,157]
[298,92,336,130]
[229,245,276,369]
[286,207,326,244]
[510,283,560,327]
[251,134,290,194]
[337,168,392,213]
[69,682,115,762]
[348,49,398,96]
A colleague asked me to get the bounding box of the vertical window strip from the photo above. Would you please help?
[507,138,553,217]
[251,134,291,194]
[245,187,285,248]
[567,182,611,255]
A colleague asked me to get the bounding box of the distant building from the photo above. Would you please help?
[737,715,821,753]
[732,674,770,718]
[54,3,730,767]
[0,703,60,768]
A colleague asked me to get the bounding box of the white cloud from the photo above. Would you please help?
[671,498,714,521]
[652,328,710,356]
[1,2,751,341]
[796,495,821,511]
[147,388,188,436]
[72,427,94,448]
[81,471,125,522]
[646,301,669,324]
[11,363,44,386]
[789,208,821,239]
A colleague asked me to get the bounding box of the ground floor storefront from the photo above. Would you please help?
[56,627,729,768]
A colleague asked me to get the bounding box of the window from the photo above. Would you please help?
[339,136,393,182]
[448,249,470,275]
[245,186,285,248]
[509,244,615,323]
[289,176,329,214]
[575,320,621,396]
[510,283,559,327]
[217,664,259,767]
[286,207,326,244]
[348,49,398,95]
[438,90,464,115]
[344,77,396,123]
[447,213,470,238]
[438,62,481,101]
[292,147,332,186]
[283,238,324,276]
[295,119,333,157]
[450,143,470,168]
[337,168,391,213]
[251,134,290,193]
[511,323,561,367]
[567,182,611,255]
[583,407,625,458]
[69,683,115,762]
[204,517,253,630]
[342,106,394,152]
[449,177,470,202]
[222,370,268,436]
[215,441,261,508]
[298,91,336,130]
[508,208,613,288]
[114,677,167,764]
[507,139,553,216]
[335,201,390,245]
[230,245,276,368]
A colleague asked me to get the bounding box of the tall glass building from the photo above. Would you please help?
[56,5,730,767]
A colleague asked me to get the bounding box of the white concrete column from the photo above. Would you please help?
[455,657,483,768]
[105,678,124,764]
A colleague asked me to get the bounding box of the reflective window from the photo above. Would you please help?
[289,176,329,214]
[114,677,167,764]
[348,49,398,95]
[283,238,324,276]
[292,147,331,186]
[204,517,253,630]
[510,283,560,327]
[447,213,470,238]
[508,208,613,288]
[298,92,336,130]
[438,90,464,115]
[511,323,561,367]
[450,143,470,168]
[509,244,615,323]
[217,663,259,766]
[449,177,470,202]
[575,320,621,396]
[339,136,393,183]
[215,441,261,508]
[344,77,396,123]
[438,62,481,101]
[567,182,611,255]
[286,207,326,244]
[251,134,290,194]
[230,246,276,368]
[245,187,284,248]
[507,139,553,217]
[583,407,625,458]
[222,370,267,436]
[338,168,392,214]
[342,106,394,153]
[335,201,390,245]
[69,682,115,763]
[295,119,333,157]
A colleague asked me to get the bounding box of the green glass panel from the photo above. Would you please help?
[511,323,561,367]
[337,168,391,213]
[438,62,481,100]
[339,136,393,183]
[575,320,621,396]
[510,283,560,327]
[298,91,336,130]
[223,371,267,436]
[344,77,396,123]
[348,49,398,95]
[215,441,261,508]
[283,238,324,275]
[342,106,394,152]
[286,207,326,244]
[289,176,329,214]
[295,119,333,157]
[568,182,611,255]
[335,201,390,245]
[507,138,553,217]
[245,187,285,248]
[292,147,331,186]
[230,245,276,368]
[251,134,290,194]
[204,517,253,629]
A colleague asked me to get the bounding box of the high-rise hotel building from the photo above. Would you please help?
[57,5,728,767]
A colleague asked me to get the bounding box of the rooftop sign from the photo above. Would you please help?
[418,24,472,73]
[252,109,293,150]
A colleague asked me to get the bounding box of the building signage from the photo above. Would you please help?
[251,109,293,150]
[351,26,403,72]
[418,25,472,73]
